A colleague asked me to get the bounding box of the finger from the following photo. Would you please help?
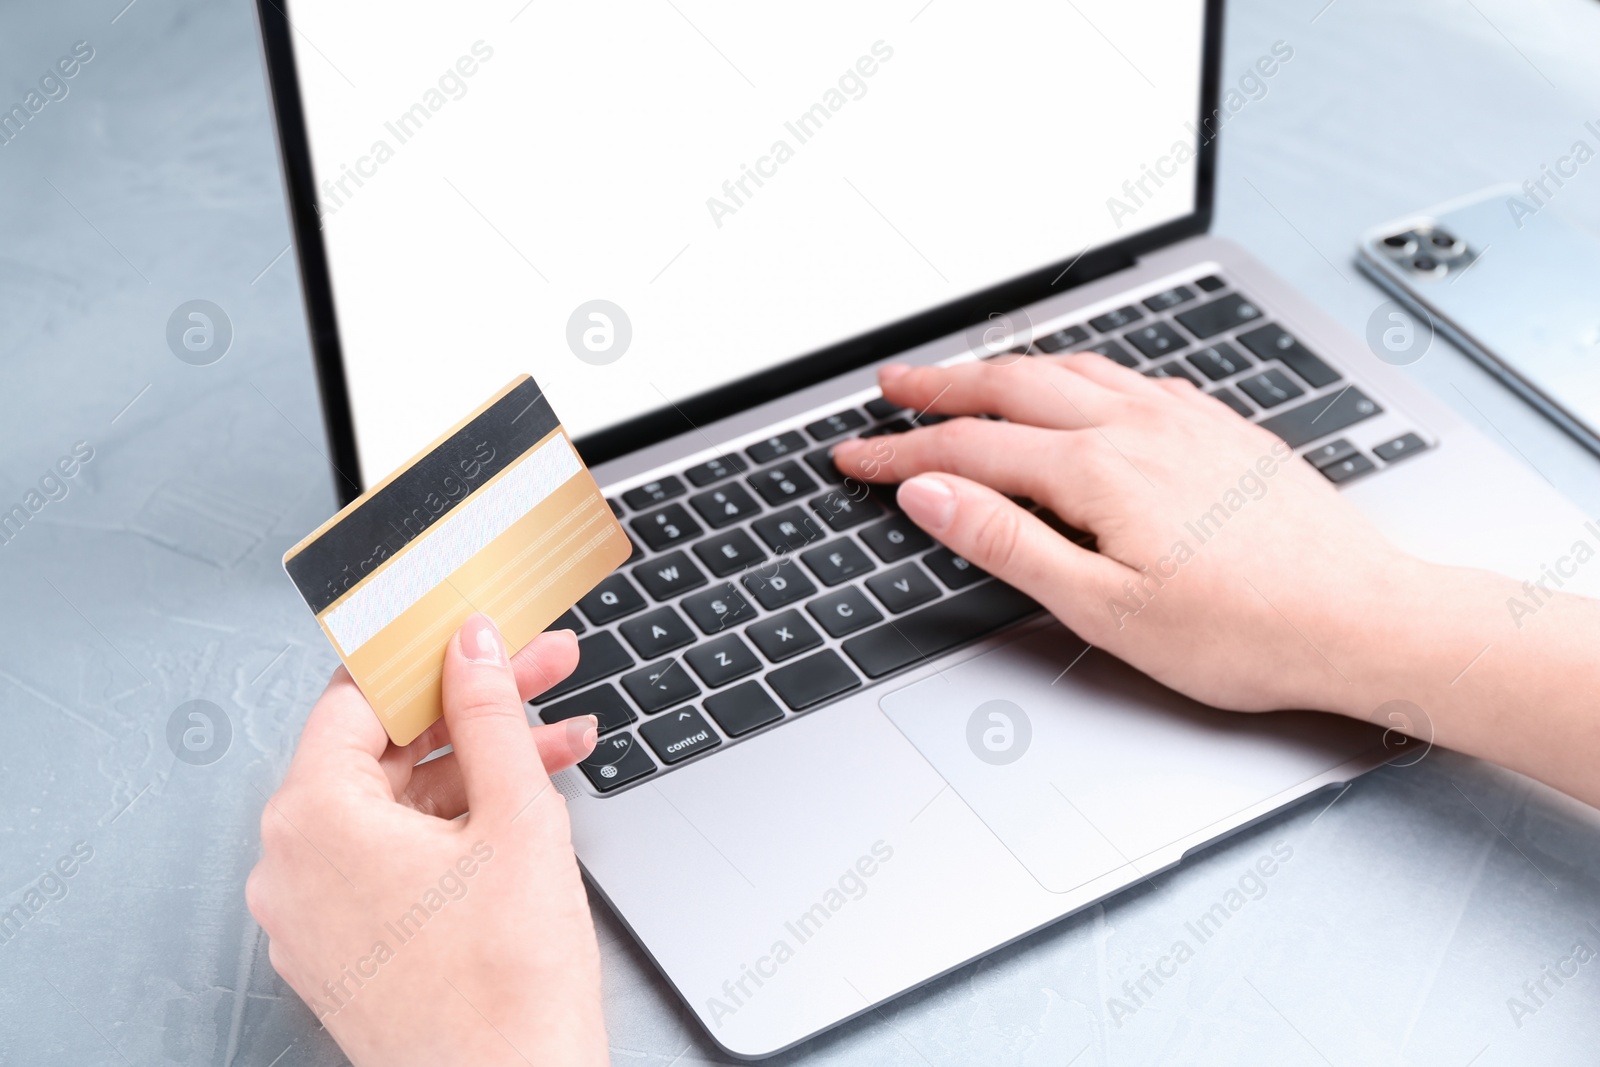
[399,717,600,821]
[439,614,548,819]
[1150,374,1202,399]
[376,714,455,798]
[285,666,394,796]
[875,360,1121,430]
[832,418,1065,499]
[511,628,582,702]
[377,628,579,798]
[1045,351,1172,400]
[895,473,1129,626]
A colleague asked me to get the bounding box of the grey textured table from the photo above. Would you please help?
[4,1,1600,1064]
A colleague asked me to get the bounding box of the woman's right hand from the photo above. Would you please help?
[831,355,1429,719]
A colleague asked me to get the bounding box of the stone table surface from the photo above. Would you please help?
[3,0,1600,1064]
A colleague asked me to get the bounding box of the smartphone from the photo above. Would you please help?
[1356,184,1600,456]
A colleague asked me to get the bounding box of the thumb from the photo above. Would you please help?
[895,474,1126,626]
[440,613,548,820]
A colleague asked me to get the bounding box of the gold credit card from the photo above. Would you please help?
[282,375,631,746]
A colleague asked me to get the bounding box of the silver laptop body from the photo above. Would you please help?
[572,232,1590,1057]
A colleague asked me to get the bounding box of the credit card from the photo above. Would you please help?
[283,375,631,746]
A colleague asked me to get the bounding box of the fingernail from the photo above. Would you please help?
[580,715,599,752]
[880,363,912,382]
[897,475,957,533]
[460,613,505,665]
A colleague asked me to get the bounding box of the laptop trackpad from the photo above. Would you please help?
[877,622,1382,894]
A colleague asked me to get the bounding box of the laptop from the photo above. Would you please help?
[255,0,1595,1056]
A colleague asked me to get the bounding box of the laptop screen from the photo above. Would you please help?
[282,1,1207,479]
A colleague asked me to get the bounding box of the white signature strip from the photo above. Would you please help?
[326,435,581,654]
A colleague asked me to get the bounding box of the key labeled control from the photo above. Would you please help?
[639,707,721,764]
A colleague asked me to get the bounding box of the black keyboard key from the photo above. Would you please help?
[684,633,762,688]
[1082,339,1138,368]
[621,476,685,510]
[805,409,868,441]
[607,497,624,519]
[746,431,807,465]
[631,503,702,551]
[624,534,644,565]
[800,538,875,586]
[804,446,847,485]
[579,731,656,791]
[749,460,818,505]
[1034,324,1091,353]
[923,547,987,590]
[683,453,748,487]
[860,417,912,438]
[547,608,585,635]
[1237,368,1304,409]
[842,582,1041,679]
[742,558,817,610]
[633,551,707,600]
[533,631,635,703]
[864,396,904,420]
[1125,322,1187,360]
[703,681,784,737]
[752,507,826,552]
[1304,438,1357,469]
[810,489,884,533]
[1175,292,1263,339]
[1187,342,1251,381]
[1320,453,1376,484]
[745,609,822,662]
[618,605,696,660]
[538,684,635,735]
[1258,386,1383,448]
[1145,361,1201,387]
[1144,285,1196,311]
[859,514,934,562]
[639,707,721,764]
[692,528,767,577]
[767,649,860,710]
[621,658,701,714]
[807,586,883,638]
[1374,432,1426,464]
[1089,305,1143,332]
[577,573,647,626]
[1236,325,1341,389]
[866,561,942,613]
[1194,274,1226,292]
[687,483,761,529]
[1209,387,1253,418]
[680,583,756,634]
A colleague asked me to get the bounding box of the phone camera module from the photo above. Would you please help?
[1429,231,1465,255]
[1382,232,1418,256]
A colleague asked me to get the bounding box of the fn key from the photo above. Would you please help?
[578,732,656,792]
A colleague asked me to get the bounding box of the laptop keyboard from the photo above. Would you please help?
[543,271,1429,795]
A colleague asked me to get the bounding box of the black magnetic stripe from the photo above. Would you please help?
[287,378,559,614]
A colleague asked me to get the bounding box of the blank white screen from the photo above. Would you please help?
[286,0,1204,477]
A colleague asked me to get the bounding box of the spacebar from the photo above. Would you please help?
[1257,385,1382,449]
[841,582,1042,679]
